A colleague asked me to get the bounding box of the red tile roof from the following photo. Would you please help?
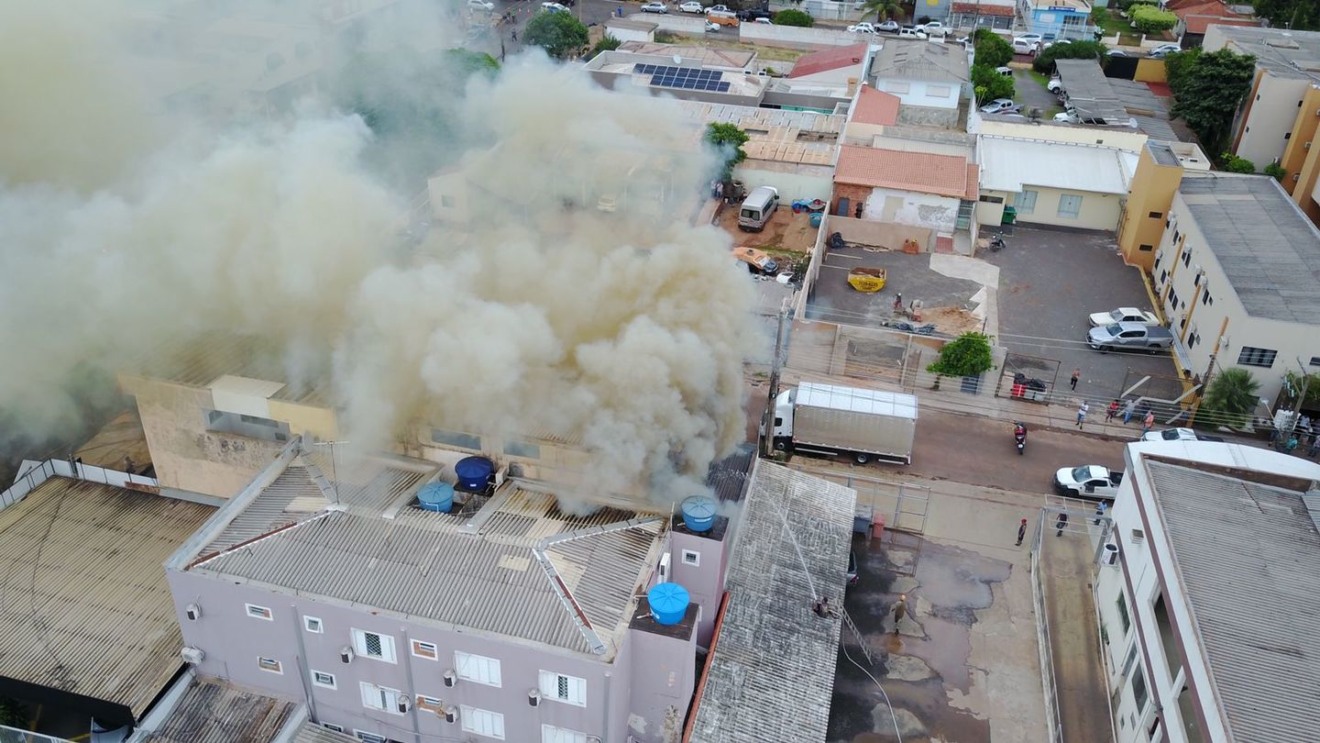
[951,2,1015,16]
[852,86,901,126]
[834,146,976,199]
[1168,0,1259,34]
[789,43,869,79]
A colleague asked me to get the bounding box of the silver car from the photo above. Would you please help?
[641,2,668,12]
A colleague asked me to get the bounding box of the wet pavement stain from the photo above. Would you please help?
[830,535,1013,743]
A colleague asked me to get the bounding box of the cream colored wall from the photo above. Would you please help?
[863,187,961,233]
[1238,73,1310,170]
[1118,147,1182,269]
[842,121,886,146]
[977,121,1148,153]
[1156,193,1320,401]
[1002,186,1122,230]
[120,375,286,498]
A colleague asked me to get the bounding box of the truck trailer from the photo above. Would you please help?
[770,382,917,464]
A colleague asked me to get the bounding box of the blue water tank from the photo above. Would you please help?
[680,495,718,533]
[454,456,494,492]
[417,482,455,512]
[648,582,690,626]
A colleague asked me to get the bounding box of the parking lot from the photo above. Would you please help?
[806,247,987,334]
[983,224,1180,405]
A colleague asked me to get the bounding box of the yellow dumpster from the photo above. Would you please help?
[847,267,887,293]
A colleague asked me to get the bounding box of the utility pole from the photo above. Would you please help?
[1188,317,1228,427]
[1287,358,1313,432]
[312,440,350,504]
[763,302,791,457]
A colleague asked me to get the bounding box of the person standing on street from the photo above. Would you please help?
[1143,409,1156,433]
[1094,501,1107,525]
[1016,517,1028,546]
[1077,400,1089,429]
[893,293,903,313]
[1070,367,1081,390]
[1106,399,1120,423]
[1056,512,1069,536]
[892,594,908,634]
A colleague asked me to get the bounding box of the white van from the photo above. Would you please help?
[738,186,779,232]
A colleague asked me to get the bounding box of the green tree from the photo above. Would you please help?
[1131,5,1178,34]
[523,11,590,60]
[971,64,1015,103]
[773,8,814,26]
[1163,47,1198,91]
[1032,40,1107,74]
[927,332,994,381]
[1200,368,1260,427]
[1169,49,1255,153]
[1283,370,1320,408]
[704,123,749,181]
[973,29,1014,69]
[1251,0,1320,31]
[1264,162,1288,181]
[1220,152,1257,173]
[859,0,904,22]
[587,34,622,60]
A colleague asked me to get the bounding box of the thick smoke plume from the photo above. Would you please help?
[0,0,763,503]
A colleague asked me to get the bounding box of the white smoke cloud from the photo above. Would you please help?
[0,0,765,503]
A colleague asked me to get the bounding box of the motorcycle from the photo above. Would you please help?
[989,234,1007,252]
[1014,422,1027,455]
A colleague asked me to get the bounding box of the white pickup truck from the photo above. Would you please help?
[848,22,878,34]
[1088,306,1160,327]
[1055,465,1123,501]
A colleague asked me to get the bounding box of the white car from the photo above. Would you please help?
[1054,465,1124,501]
[979,98,1020,114]
[1089,307,1160,327]
[921,21,947,36]
[640,2,668,12]
[1047,76,1063,93]
[541,2,569,11]
[1042,38,1070,49]
[1140,428,1224,443]
[1149,43,1181,57]
[876,20,900,32]
[467,0,495,10]
[1015,33,1043,44]
[1012,38,1039,54]
[848,22,878,34]
[679,0,704,11]
[898,26,927,39]
[704,4,731,13]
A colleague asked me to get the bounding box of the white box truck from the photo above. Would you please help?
[770,382,917,464]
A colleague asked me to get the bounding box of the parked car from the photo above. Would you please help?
[848,22,878,34]
[705,4,731,13]
[1042,38,1071,49]
[1012,38,1039,54]
[1089,307,1160,327]
[1087,322,1175,352]
[467,0,495,10]
[1015,33,1043,44]
[1139,428,1225,443]
[1047,76,1063,93]
[732,246,780,275]
[979,98,1020,114]
[1107,49,1131,57]
[876,19,900,32]
[1055,465,1124,501]
[921,21,947,35]
[640,2,668,13]
[737,7,771,20]
[995,65,1013,76]
[1149,43,1181,57]
[678,0,704,11]
[898,26,928,39]
[541,2,569,12]
[753,16,771,23]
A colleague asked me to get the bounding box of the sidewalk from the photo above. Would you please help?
[914,383,1153,443]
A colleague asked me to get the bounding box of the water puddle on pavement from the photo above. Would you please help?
[831,537,1012,742]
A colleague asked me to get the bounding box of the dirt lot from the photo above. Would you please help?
[718,202,820,255]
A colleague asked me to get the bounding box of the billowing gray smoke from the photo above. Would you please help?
[0,0,764,503]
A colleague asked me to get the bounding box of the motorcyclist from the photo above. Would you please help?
[1013,421,1027,439]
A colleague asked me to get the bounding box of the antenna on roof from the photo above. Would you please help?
[311,440,351,504]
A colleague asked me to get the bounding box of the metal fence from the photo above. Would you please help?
[0,725,73,743]
[1,458,160,511]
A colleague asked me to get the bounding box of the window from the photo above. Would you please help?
[1148,211,1163,219]
[355,733,386,743]
[461,706,505,739]
[1117,594,1131,634]
[360,682,403,713]
[681,549,700,567]
[1310,356,1320,367]
[411,639,439,661]
[312,670,337,689]
[1121,643,1138,678]
[1182,249,1192,267]
[430,428,481,450]
[885,81,910,94]
[925,84,952,98]
[1017,189,1038,214]
[246,604,273,621]
[304,616,323,633]
[258,657,283,674]
[1202,289,1212,306]
[1138,244,1153,252]
[503,439,540,458]
[455,652,502,687]
[1132,667,1149,713]
[542,725,590,743]
[1237,347,1278,368]
[955,199,973,230]
[417,694,444,712]
[1057,194,1082,218]
[978,194,1004,204]
[352,629,397,663]
[539,670,587,706]
[1159,269,1168,284]
[323,724,344,733]
[1168,289,1179,310]
[205,410,291,443]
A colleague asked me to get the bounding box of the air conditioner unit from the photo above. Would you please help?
[443,706,458,724]
[181,646,205,664]
[1101,543,1120,566]
[185,603,202,621]
[340,647,355,664]
[658,553,671,584]
[528,690,542,707]
[443,670,457,687]
[397,697,412,714]
[1306,141,1312,149]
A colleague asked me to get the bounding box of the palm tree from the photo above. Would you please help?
[860,0,904,22]
[1200,368,1260,428]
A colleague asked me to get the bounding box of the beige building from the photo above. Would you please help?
[1118,140,1212,270]
[977,136,1137,231]
[1151,173,1320,401]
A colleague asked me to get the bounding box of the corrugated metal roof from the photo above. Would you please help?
[0,478,215,716]
[797,382,918,419]
[980,136,1132,194]
[872,39,969,83]
[138,679,295,743]
[1146,461,1320,743]
[293,722,358,743]
[1177,173,1320,322]
[136,334,332,406]
[688,461,856,743]
[191,473,665,658]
